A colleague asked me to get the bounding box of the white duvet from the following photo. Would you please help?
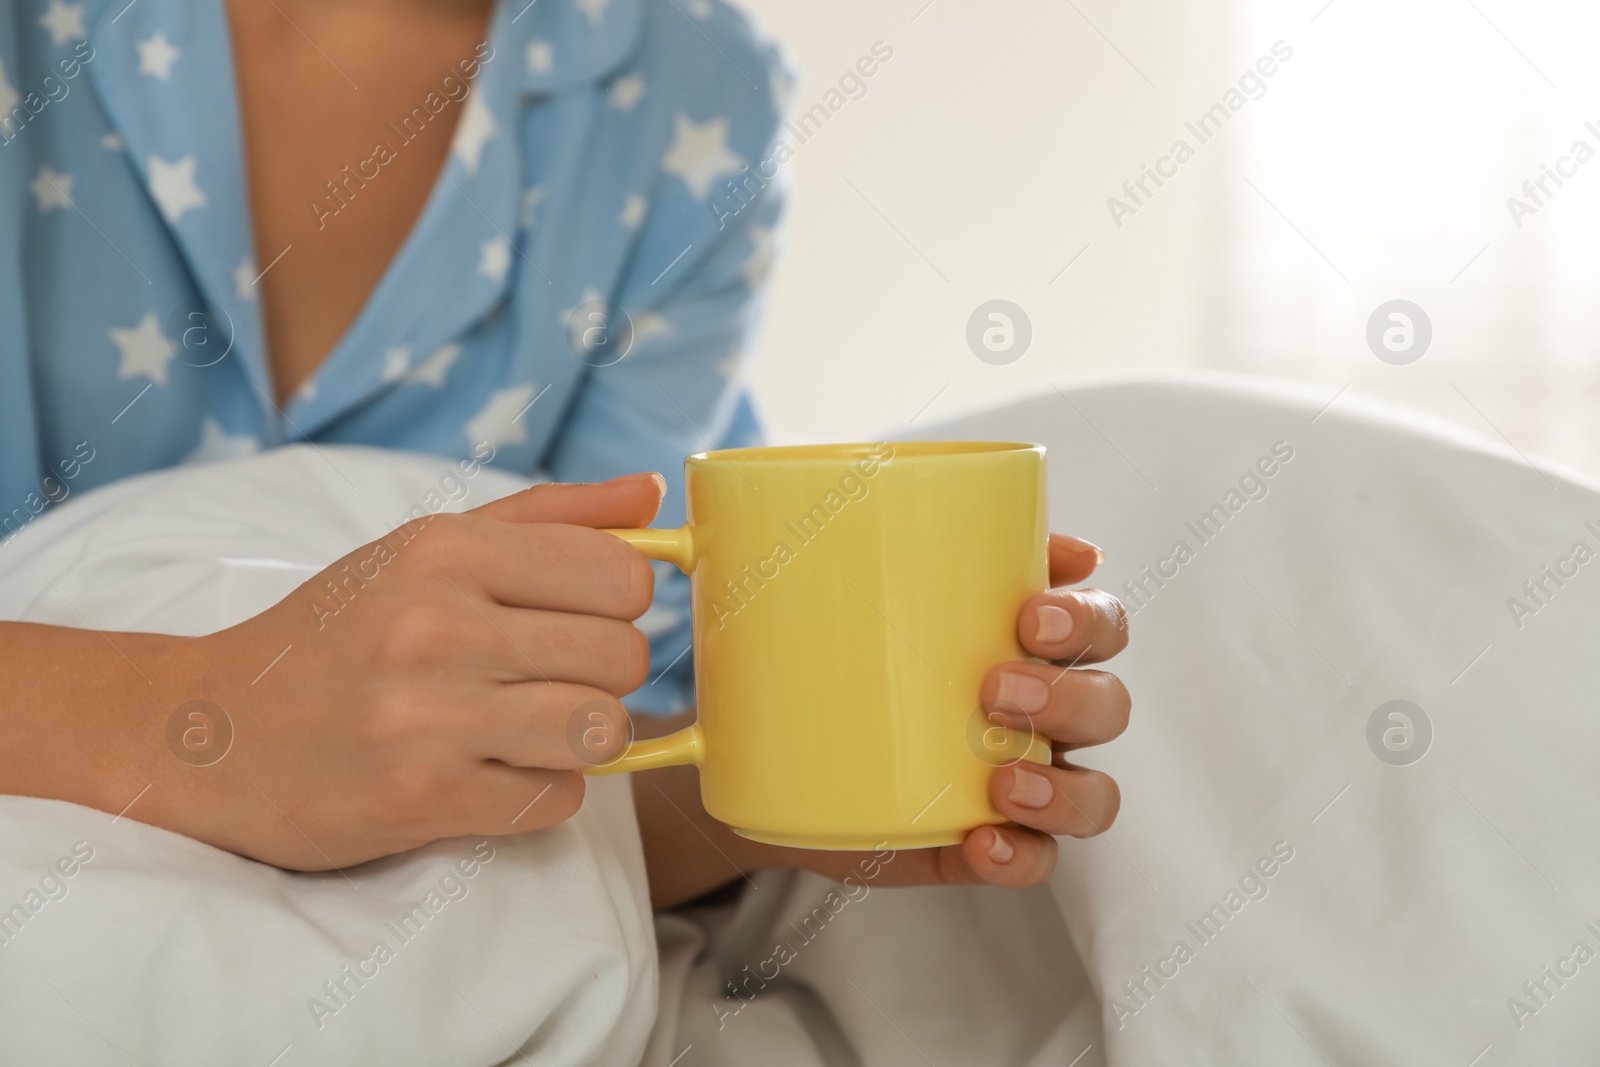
[0,448,659,1066]
[1,372,1597,1065]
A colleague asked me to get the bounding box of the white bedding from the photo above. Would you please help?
[650,373,1600,1065]
[2,373,1597,1065]
[0,448,659,1066]
[1007,375,1600,1063]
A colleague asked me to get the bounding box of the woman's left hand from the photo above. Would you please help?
[951,532,1129,885]
[635,534,1129,907]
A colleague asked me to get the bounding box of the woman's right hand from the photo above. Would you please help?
[143,473,663,870]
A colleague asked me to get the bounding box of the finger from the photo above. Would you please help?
[473,472,667,529]
[960,825,1058,888]
[1017,586,1128,664]
[980,662,1130,748]
[1048,534,1104,587]
[990,760,1120,839]
[465,519,657,620]
[478,605,650,693]
[473,685,634,770]
[463,764,587,836]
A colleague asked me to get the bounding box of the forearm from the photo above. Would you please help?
[629,710,760,910]
[0,621,231,835]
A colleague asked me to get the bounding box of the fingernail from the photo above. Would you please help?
[1065,539,1106,565]
[1035,604,1074,643]
[986,829,1014,864]
[994,671,1050,714]
[1009,767,1053,809]
[648,472,667,497]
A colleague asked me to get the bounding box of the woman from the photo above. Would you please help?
[0,0,1127,912]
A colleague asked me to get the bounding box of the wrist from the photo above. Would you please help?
[75,626,259,849]
[634,760,771,909]
[138,625,269,847]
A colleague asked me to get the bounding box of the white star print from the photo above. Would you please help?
[608,73,645,111]
[661,113,745,199]
[562,289,606,354]
[619,194,647,229]
[574,0,611,28]
[29,165,73,211]
[147,154,207,222]
[451,90,497,176]
[743,224,774,287]
[406,343,460,387]
[520,186,546,229]
[478,237,512,283]
[0,62,19,137]
[295,378,317,403]
[627,311,672,345]
[109,312,178,387]
[136,31,181,79]
[100,132,124,151]
[636,602,682,637]
[687,0,712,17]
[380,346,411,382]
[38,0,85,46]
[770,66,791,116]
[233,259,256,301]
[465,383,538,451]
[183,417,260,466]
[525,39,554,75]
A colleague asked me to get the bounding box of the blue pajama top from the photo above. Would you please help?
[0,0,789,710]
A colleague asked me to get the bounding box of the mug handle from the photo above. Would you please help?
[584,525,702,776]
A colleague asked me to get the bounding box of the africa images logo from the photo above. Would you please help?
[1104,41,1294,229]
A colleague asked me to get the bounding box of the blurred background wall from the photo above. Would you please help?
[736,0,1600,479]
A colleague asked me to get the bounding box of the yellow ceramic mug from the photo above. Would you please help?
[587,441,1052,851]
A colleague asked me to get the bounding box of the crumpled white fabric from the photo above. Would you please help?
[1007,373,1600,1064]
[0,447,659,1067]
[5,374,1599,1066]
[643,373,1600,1065]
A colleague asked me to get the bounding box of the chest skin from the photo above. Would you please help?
[224,0,493,403]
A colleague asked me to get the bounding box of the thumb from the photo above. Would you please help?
[472,472,667,529]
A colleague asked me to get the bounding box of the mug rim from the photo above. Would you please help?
[689,441,1043,464]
